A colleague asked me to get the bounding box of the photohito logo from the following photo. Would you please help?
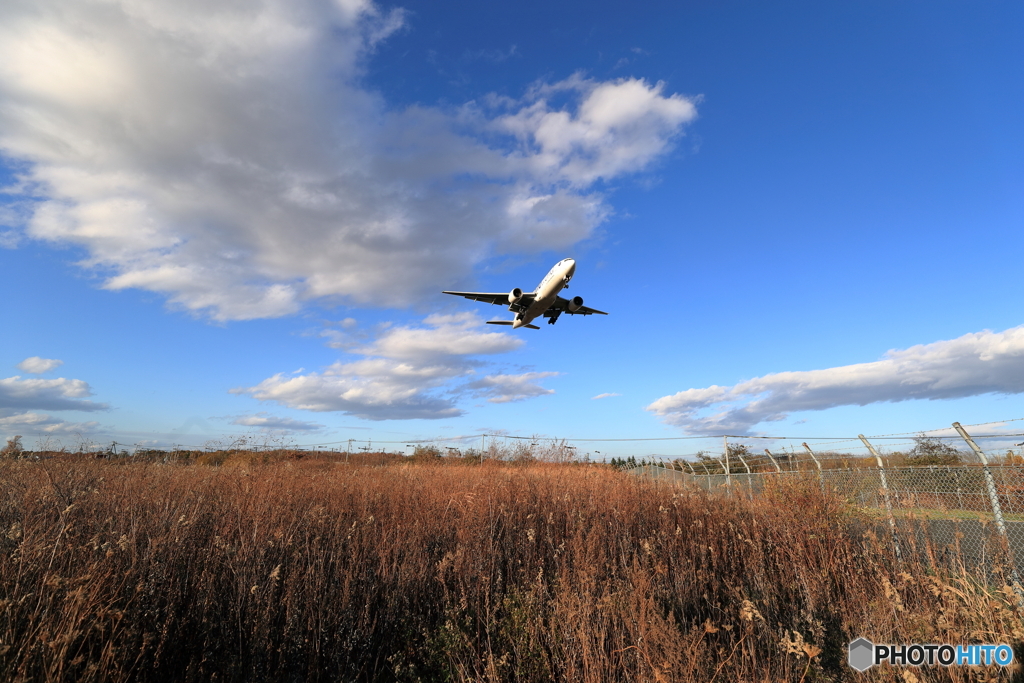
[848,638,1014,671]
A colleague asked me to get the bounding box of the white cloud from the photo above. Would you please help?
[230,413,324,431]
[468,372,560,403]
[0,0,696,320]
[0,412,100,436]
[592,392,620,400]
[360,313,522,361]
[16,356,63,374]
[0,372,107,439]
[647,326,1024,435]
[237,313,545,419]
[495,74,698,187]
[0,376,108,414]
[239,359,467,420]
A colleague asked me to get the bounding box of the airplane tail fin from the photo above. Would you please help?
[486,321,539,330]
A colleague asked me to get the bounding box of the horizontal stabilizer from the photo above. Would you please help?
[486,321,539,330]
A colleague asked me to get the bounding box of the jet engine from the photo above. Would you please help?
[508,288,523,304]
[567,296,584,312]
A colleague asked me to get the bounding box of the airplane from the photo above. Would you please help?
[443,258,607,329]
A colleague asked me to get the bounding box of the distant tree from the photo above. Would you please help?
[690,451,716,474]
[905,436,963,466]
[726,444,758,472]
[696,450,738,474]
[412,445,442,459]
[1,435,23,458]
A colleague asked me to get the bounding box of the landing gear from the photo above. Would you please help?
[547,311,562,325]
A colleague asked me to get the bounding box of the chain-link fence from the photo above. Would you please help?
[628,462,1024,584]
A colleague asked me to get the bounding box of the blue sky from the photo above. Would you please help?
[2,0,1023,459]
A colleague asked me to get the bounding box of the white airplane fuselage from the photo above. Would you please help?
[512,258,576,328]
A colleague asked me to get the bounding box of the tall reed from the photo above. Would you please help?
[0,458,1019,682]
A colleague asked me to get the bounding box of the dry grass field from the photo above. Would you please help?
[0,455,1021,682]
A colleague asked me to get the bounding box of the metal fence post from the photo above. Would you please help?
[952,422,1024,609]
[736,451,751,475]
[734,450,753,495]
[950,467,965,510]
[802,442,827,497]
[763,449,783,473]
[859,435,902,560]
[724,436,731,489]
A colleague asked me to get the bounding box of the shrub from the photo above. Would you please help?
[0,435,23,458]
[900,436,964,467]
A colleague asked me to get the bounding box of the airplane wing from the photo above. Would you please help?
[545,295,608,316]
[442,291,535,313]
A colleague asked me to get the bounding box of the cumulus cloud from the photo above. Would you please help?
[647,326,1024,435]
[230,413,324,431]
[0,0,697,321]
[16,356,63,374]
[0,372,107,438]
[239,361,466,420]
[0,412,100,436]
[495,74,697,187]
[237,313,545,419]
[468,372,559,403]
[360,313,522,360]
[592,392,620,400]
[0,376,108,414]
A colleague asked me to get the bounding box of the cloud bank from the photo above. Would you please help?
[0,412,101,438]
[230,413,324,431]
[468,372,559,403]
[237,313,559,419]
[0,372,108,438]
[647,326,1024,435]
[0,0,697,320]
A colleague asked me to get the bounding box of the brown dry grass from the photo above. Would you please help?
[0,457,1021,682]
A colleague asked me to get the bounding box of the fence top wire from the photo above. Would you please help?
[290,430,1024,448]
[86,417,1024,453]
[223,416,1022,449]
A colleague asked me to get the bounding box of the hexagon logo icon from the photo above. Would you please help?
[848,637,874,671]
